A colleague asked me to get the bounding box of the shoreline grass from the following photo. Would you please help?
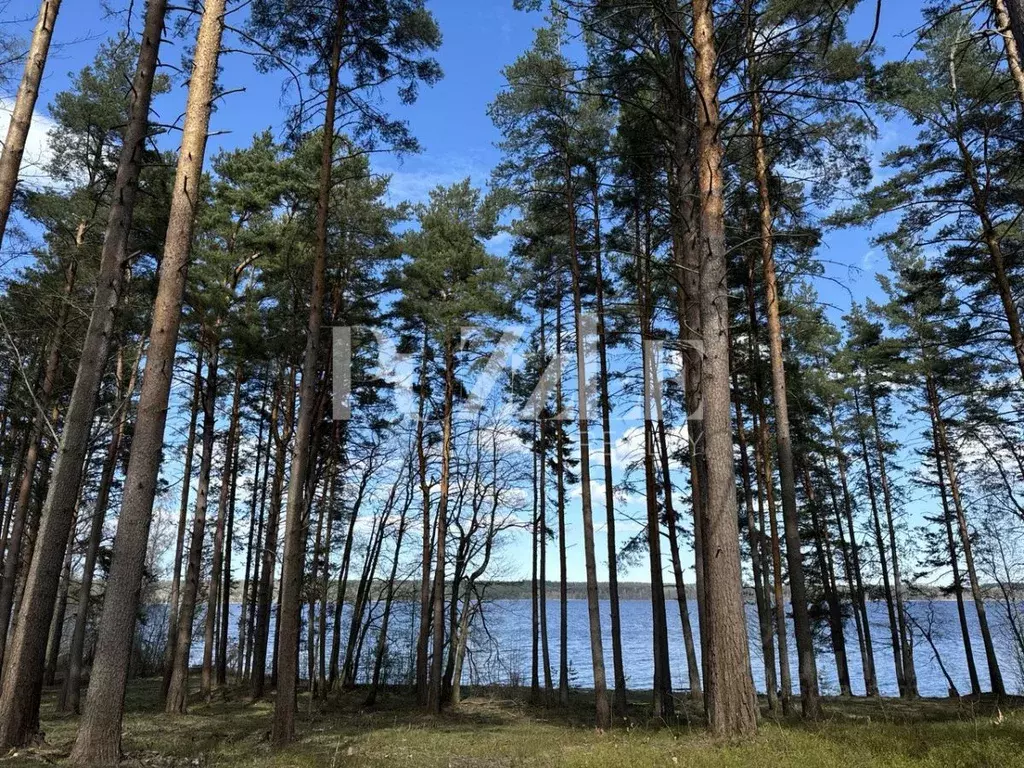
[5,678,1022,766]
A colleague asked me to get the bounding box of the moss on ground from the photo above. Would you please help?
[3,679,1022,767]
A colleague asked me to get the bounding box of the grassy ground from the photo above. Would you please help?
[4,679,1023,767]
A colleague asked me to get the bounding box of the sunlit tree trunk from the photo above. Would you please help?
[0,0,61,250]
[749,57,820,718]
[993,0,1024,110]
[69,1,226,760]
[690,0,758,735]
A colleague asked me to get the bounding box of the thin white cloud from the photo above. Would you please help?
[0,97,56,190]
[380,152,492,207]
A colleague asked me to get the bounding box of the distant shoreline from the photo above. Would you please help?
[140,579,979,604]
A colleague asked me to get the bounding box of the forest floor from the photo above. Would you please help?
[4,678,1023,767]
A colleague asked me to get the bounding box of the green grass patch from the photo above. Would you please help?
[4,679,1022,767]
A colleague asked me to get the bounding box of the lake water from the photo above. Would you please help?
[182,598,1022,697]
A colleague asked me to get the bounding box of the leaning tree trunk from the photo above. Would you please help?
[0,284,69,679]
[163,349,204,697]
[166,337,220,714]
[929,376,1004,695]
[993,0,1024,110]
[690,0,758,737]
[827,404,878,696]
[1,0,163,739]
[68,1,226,762]
[61,343,141,714]
[273,0,345,741]
[0,0,61,251]
[927,401,981,696]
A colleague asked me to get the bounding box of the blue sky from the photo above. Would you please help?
[1,0,937,583]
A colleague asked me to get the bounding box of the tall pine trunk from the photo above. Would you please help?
[272,0,345,741]
[591,182,627,714]
[637,215,673,721]
[69,1,226,759]
[691,0,758,736]
[749,62,821,718]
[566,158,610,730]
[0,0,164,724]
[426,343,456,712]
